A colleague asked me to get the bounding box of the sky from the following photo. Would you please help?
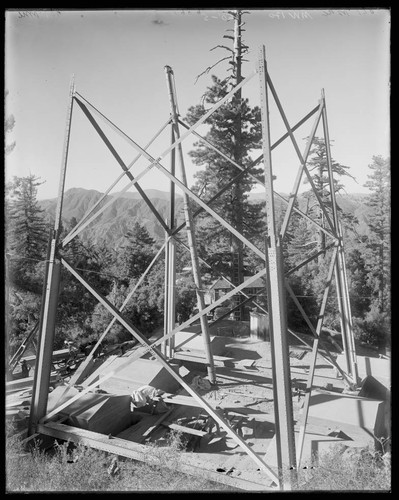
[5,8,390,200]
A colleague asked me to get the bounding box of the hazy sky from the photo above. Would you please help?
[5,8,390,200]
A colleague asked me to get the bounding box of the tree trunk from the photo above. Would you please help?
[231,10,245,320]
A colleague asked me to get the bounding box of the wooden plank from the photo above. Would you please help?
[20,348,71,368]
[161,421,208,437]
[6,372,60,394]
[140,409,173,442]
[176,350,233,361]
[37,422,276,491]
[173,352,233,366]
[117,414,161,442]
[162,395,204,408]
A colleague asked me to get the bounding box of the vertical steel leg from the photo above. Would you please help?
[258,46,296,489]
[165,123,177,358]
[163,226,170,357]
[321,91,358,385]
[28,77,75,435]
[166,234,176,357]
[165,65,216,384]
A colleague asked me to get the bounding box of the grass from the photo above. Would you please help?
[295,443,391,491]
[5,426,234,492]
[6,424,391,492]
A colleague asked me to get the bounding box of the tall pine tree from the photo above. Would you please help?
[303,136,355,259]
[5,175,49,354]
[185,10,265,319]
[364,155,390,314]
[6,175,49,292]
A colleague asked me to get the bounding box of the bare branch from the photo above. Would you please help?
[210,45,234,54]
[194,56,231,84]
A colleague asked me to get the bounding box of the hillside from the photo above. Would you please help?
[40,188,186,247]
[40,187,371,248]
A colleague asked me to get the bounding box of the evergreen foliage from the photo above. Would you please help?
[185,68,265,286]
[364,156,391,314]
[6,175,49,292]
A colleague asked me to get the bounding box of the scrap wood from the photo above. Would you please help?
[289,350,307,360]
[6,408,29,418]
[162,394,204,408]
[234,359,258,370]
[174,352,234,367]
[140,409,173,443]
[216,389,261,401]
[161,421,209,437]
[6,398,31,408]
[231,416,244,431]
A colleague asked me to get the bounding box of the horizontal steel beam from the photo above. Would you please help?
[37,422,277,490]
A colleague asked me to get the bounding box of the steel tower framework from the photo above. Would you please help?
[27,46,358,490]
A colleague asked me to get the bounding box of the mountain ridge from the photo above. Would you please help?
[40,187,371,247]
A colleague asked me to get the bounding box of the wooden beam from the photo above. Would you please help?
[6,372,60,394]
[173,352,234,367]
[162,395,204,408]
[140,409,173,442]
[161,421,208,437]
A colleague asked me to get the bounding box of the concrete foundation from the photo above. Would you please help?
[47,386,133,435]
[265,425,351,468]
[305,390,387,447]
[336,354,390,389]
[92,358,181,395]
[173,331,227,356]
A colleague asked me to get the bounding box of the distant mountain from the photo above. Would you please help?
[40,187,371,248]
[40,187,185,247]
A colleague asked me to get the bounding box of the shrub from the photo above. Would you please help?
[296,444,391,491]
[353,305,390,349]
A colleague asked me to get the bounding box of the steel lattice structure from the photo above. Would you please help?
[27,46,358,490]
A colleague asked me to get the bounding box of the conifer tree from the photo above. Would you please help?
[117,222,157,284]
[6,175,49,292]
[303,136,355,259]
[185,10,265,319]
[364,155,390,314]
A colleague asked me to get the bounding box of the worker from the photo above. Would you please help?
[130,385,168,414]
[20,359,30,378]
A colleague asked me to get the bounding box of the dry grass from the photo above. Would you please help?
[6,424,391,493]
[295,444,391,492]
[5,427,233,492]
